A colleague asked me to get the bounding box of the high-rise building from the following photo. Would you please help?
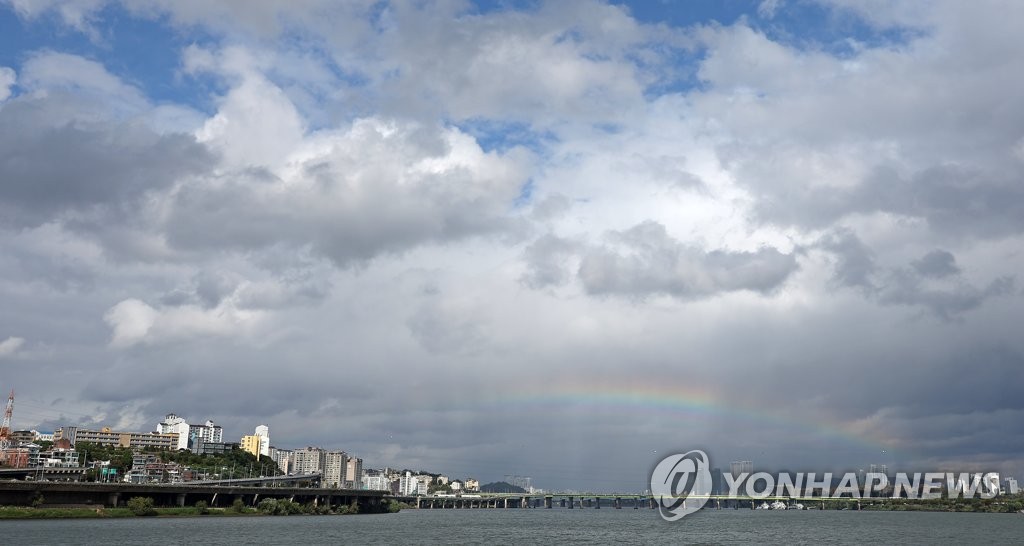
[323,450,348,487]
[1003,477,1019,495]
[190,420,223,447]
[254,425,270,458]
[271,447,292,474]
[157,414,190,451]
[157,415,223,452]
[345,456,363,489]
[241,435,262,458]
[415,475,431,495]
[399,471,419,496]
[292,446,326,475]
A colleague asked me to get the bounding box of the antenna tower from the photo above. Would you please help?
[0,390,13,451]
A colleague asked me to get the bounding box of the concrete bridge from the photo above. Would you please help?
[397,493,882,511]
[0,481,388,512]
[184,473,323,487]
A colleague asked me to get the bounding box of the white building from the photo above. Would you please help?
[415,475,431,496]
[1003,477,1019,495]
[157,414,190,451]
[254,425,270,458]
[345,456,363,489]
[399,472,421,496]
[292,447,326,475]
[271,447,292,474]
[363,474,391,491]
[190,420,223,446]
[156,414,223,452]
[323,450,348,487]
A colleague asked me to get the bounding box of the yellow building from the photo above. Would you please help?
[241,434,262,457]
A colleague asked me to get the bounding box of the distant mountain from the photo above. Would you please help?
[480,481,527,493]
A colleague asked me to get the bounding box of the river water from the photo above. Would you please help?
[3,508,1021,544]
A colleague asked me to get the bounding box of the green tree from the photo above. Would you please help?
[126,497,157,516]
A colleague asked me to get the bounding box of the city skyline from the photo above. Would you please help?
[1,0,1023,491]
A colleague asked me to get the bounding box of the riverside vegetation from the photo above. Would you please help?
[0,496,409,519]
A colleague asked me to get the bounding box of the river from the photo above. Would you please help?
[4,508,1021,544]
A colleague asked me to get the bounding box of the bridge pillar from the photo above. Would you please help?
[614,497,621,509]
[545,496,552,509]
[177,493,186,507]
[503,498,508,509]
[107,492,120,507]
[416,498,422,509]
[649,497,656,509]
[568,496,574,509]
[594,497,600,509]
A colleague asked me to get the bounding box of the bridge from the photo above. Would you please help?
[397,493,888,510]
[184,473,322,487]
[0,481,388,512]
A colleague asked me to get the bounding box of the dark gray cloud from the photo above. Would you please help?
[861,165,1024,239]
[577,221,798,298]
[818,229,876,290]
[520,234,579,288]
[818,229,1014,319]
[912,249,960,279]
[0,93,215,229]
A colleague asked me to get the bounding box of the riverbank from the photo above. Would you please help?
[0,499,409,519]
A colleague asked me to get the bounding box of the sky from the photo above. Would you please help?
[1,0,1023,492]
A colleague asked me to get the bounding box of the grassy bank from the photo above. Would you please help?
[0,498,405,519]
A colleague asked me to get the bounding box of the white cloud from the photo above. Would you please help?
[0,336,25,357]
[0,67,15,101]
[104,295,266,348]
[18,52,150,117]
[757,0,783,19]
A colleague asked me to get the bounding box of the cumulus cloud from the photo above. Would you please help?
[103,296,265,348]
[577,221,798,299]
[166,116,533,266]
[4,0,1024,489]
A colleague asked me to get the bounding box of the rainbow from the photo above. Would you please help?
[489,377,905,459]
